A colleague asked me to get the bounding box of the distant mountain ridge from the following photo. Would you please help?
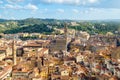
[0,18,74,23]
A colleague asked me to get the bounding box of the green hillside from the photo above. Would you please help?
[4,24,54,34]
[0,18,120,35]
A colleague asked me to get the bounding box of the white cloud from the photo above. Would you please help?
[57,9,64,13]
[24,3,38,10]
[89,0,98,3]
[7,0,24,3]
[4,4,38,11]
[72,9,79,13]
[41,0,99,5]
[5,4,14,8]
[42,0,81,5]
[4,4,23,9]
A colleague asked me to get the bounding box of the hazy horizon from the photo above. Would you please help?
[2,17,120,21]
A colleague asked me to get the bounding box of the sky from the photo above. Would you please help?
[0,0,120,20]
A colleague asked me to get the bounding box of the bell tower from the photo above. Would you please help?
[64,23,68,55]
[12,40,16,65]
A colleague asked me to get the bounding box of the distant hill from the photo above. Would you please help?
[0,18,120,35]
[0,18,73,25]
[4,24,54,34]
[0,18,72,34]
[0,19,8,22]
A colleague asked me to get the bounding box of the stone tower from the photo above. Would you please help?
[64,23,68,55]
[12,40,16,65]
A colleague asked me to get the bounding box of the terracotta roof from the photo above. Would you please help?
[61,76,70,80]
[0,66,12,79]
[109,76,118,80]
[0,47,7,51]
[64,57,75,61]
[24,43,42,47]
